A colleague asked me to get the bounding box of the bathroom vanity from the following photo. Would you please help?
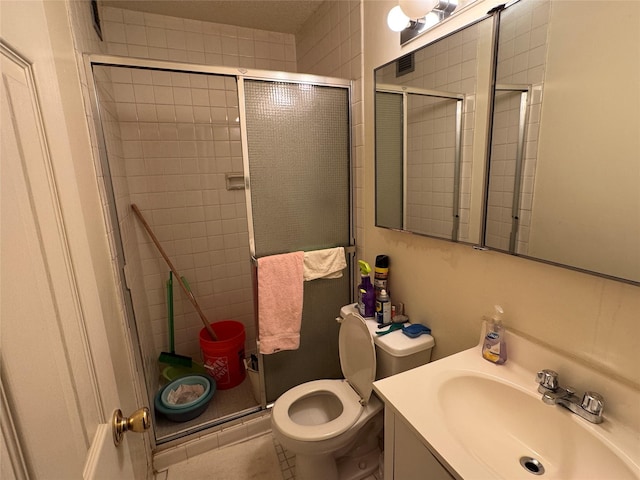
[382,408,455,479]
[373,326,640,479]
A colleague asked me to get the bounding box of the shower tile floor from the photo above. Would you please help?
[155,375,259,443]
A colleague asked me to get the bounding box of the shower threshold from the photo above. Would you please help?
[155,375,262,445]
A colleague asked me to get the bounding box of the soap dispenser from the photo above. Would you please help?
[357,260,375,318]
[482,305,507,364]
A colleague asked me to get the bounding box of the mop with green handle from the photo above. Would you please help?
[159,271,192,367]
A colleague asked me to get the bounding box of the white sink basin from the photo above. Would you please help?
[438,374,638,479]
[373,325,640,479]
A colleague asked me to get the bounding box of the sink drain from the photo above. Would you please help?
[520,456,545,475]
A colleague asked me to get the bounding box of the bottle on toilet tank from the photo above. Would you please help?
[357,260,375,318]
[374,255,389,299]
[376,289,391,324]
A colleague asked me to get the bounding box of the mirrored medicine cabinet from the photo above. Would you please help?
[374,0,640,284]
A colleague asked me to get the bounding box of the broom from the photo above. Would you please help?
[131,204,218,341]
[159,271,192,367]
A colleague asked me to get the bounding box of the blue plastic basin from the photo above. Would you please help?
[154,374,215,422]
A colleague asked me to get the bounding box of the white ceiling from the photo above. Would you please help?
[100,0,325,35]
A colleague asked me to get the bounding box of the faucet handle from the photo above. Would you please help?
[536,369,559,390]
[581,391,604,416]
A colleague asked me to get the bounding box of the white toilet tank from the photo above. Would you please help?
[339,304,435,380]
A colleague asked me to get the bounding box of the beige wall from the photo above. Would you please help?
[363,0,640,387]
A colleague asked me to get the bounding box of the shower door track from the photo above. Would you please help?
[87,54,351,88]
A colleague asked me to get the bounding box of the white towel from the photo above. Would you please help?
[258,252,304,355]
[303,247,347,281]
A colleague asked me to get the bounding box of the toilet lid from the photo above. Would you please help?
[339,313,376,403]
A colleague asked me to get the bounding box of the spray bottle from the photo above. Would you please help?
[357,260,375,318]
[374,255,389,299]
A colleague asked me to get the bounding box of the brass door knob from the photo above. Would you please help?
[112,407,151,446]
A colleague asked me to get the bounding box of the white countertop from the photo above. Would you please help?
[372,326,640,479]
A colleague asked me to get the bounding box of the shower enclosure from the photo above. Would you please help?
[86,55,352,445]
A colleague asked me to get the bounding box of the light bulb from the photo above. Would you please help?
[398,0,439,19]
[387,5,410,32]
[423,11,440,29]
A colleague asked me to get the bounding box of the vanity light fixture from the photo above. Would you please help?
[388,0,470,44]
[399,0,440,19]
[387,5,414,32]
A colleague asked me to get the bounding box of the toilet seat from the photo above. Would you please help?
[339,313,376,403]
[272,379,364,442]
[272,313,377,443]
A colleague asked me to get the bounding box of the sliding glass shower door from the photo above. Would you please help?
[242,79,352,403]
[89,55,353,443]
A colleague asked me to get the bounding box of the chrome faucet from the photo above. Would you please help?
[536,369,604,424]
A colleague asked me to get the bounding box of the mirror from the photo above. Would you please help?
[485,0,640,283]
[375,0,639,284]
[375,17,493,244]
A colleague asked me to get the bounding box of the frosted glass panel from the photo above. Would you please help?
[263,275,350,402]
[244,79,351,402]
[375,92,404,229]
[244,80,350,257]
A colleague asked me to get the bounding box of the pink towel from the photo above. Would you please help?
[258,251,304,354]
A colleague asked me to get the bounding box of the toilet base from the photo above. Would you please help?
[336,446,381,480]
[278,399,384,480]
[295,445,381,480]
[296,452,337,480]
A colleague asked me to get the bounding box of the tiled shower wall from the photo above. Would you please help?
[295,1,364,263]
[486,0,550,252]
[91,67,160,398]
[101,67,253,362]
[100,7,296,72]
[376,20,489,242]
[95,6,303,363]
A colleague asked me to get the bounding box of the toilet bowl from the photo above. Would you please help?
[271,307,435,480]
[271,312,383,480]
[272,379,383,456]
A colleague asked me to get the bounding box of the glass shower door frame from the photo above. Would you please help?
[236,75,354,261]
[86,54,354,433]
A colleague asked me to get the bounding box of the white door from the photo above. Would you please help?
[0,1,151,478]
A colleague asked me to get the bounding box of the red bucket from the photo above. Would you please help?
[199,321,246,390]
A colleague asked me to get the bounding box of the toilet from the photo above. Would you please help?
[271,304,435,480]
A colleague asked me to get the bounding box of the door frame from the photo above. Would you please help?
[0,0,152,476]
